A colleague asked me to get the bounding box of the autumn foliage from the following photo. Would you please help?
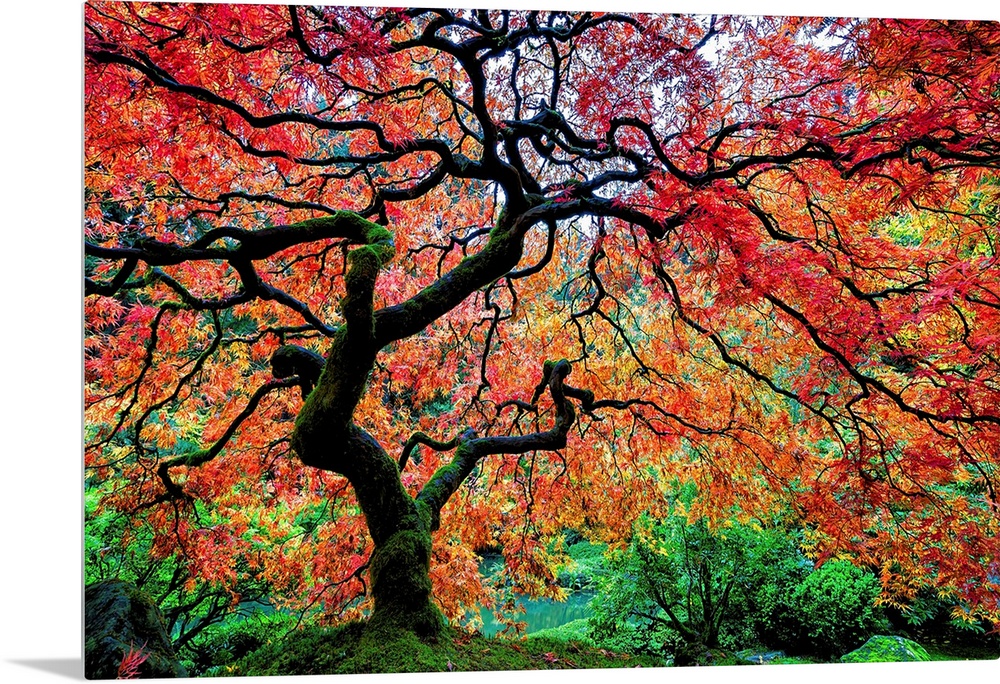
[117,643,149,680]
[85,2,1000,635]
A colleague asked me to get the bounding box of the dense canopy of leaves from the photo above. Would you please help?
[85,2,1000,630]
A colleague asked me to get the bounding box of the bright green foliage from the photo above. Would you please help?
[586,509,994,664]
[733,535,812,649]
[184,611,298,676]
[526,619,595,646]
[784,560,889,657]
[555,541,607,590]
[589,509,801,660]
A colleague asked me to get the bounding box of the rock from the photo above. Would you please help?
[840,635,931,663]
[735,649,786,663]
[85,580,187,679]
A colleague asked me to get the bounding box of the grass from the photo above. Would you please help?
[213,621,665,677]
[923,642,1000,662]
[209,622,998,677]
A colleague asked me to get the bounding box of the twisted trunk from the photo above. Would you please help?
[283,217,446,637]
[336,427,443,636]
[282,210,579,638]
[292,365,445,637]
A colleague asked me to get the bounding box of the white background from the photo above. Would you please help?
[0,1,996,682]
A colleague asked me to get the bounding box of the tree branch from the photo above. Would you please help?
[415,359,576,529]
[155,378,300,501]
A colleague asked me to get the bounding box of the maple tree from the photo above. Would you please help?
[84,2,1000,640]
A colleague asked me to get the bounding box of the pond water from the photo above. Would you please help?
[473,553,596,637]
[474,590,596,638]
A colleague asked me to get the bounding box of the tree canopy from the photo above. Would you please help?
[84,2,1000,633]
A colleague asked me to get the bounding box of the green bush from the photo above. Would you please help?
[526,618,594,646]
[185,610,298,676]
[783,560,888,657]
[556,541,607,590]
[587,510,895,661]
[588,511,807,661]
[586,537,677,656]
[735,535,811,650]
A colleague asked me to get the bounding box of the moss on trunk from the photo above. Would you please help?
[285,209,510,641]
[368,527,445,638]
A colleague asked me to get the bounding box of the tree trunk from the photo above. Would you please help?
[367,524,442,637]
[350,429,444,636]
[349,430,444,637]
[280,225,446,637]
[295,419,445,638]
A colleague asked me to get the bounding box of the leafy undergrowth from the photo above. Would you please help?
[207,615,998,676]
[215,622,665,677]
[764,655,825,665]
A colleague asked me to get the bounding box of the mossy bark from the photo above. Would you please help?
[285,206,573,640]
[294,422,445,638]
[367,527,444,637]
[286,215,444,639]
[328,427,445,638]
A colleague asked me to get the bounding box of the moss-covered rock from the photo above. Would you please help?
[84,580,187,679]
[840,635,931,663]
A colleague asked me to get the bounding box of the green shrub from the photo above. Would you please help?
[526,618,594,646]
[587,511,896,661]
[734,536,812,650]
[185,610,298,676]
[556,541,607,590]
[784,560,888,657]
[720,527,810,650]
[588,511,807,661]
[586,537,675,656]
